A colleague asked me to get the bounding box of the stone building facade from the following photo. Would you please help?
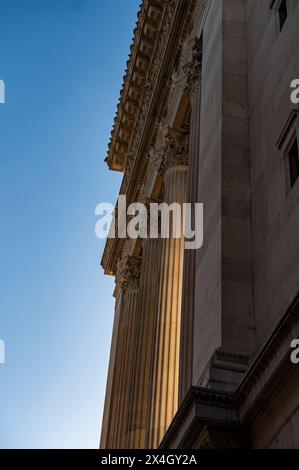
[100,0,299,449]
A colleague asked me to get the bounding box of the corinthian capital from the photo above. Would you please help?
[153,130,189,176]
[116,255,141,292]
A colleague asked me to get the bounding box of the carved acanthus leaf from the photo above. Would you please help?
[116,255,141,291]
[152,130,189,176]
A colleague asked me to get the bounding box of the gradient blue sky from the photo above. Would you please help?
[0,0,140,448]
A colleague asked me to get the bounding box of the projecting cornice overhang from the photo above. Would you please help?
[105,0,165,172]
[102,0,205,276]
[159,387,250,449]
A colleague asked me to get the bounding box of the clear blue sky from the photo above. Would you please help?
[0,0,139,448]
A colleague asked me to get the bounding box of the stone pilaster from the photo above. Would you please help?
[192,0,254,393]
[180,37,202,404]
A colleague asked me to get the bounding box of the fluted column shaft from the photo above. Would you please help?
[100,290,124,448]
[113,285,140,448]
[101,255,140,449]
[148,160,188,448]
[127,238,162,448]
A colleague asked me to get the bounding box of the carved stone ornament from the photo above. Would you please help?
[123,152,134,190]
[183,37,202,96]
[152,130,189,176]
[116,255,141,292]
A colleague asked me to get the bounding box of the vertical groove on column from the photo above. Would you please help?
[116,289,139,448]
[127,239,162,448]
[106,291,126,448]
[127,275,145,448]
[113,296,129,447]
[100,293,123,449]
[148,165,188,448]
[103,255,141,449]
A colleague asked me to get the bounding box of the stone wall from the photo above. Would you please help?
[193,0,255,390]
[247,0,299,353]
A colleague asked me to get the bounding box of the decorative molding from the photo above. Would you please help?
[121,0,180,180]
[159,386,248,449]
[153,129,189,176]
[160,292,299,449]
[197,348,250,392]
[101,0,207,276]
[115,255,141,292]
[235,290,299,424]
[195,426,250,449]
[106,0,163,171]
[183,36,202,96]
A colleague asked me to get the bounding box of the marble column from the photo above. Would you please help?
[148,130,189,448]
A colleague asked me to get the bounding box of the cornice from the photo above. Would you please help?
[102,0,206,275]
[159,386,237,449]
[105,0,164,172]
[235,290,299,424]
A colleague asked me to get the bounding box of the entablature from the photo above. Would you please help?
[102,0,206,276]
